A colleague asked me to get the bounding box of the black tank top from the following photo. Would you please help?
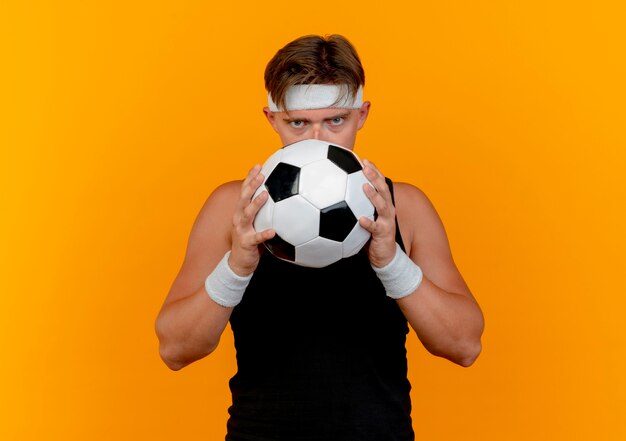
[227,178,414,441]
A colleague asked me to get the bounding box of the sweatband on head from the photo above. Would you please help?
[268,84,363,112]
[204,251,253,307]
[371,243,423,299]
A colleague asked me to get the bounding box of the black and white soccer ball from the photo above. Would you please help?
[253,139,375,268]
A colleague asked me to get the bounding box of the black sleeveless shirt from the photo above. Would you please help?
[226,179,414,441]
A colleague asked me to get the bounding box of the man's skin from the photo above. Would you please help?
[155,100,485,371]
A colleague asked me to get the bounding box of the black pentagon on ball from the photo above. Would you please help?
[264,234,296,262]
[319,200,357,242]
[328,145,363,174]
[265,162,300,202]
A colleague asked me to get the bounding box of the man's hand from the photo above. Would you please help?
[359,159,398,268]
[229,164,275,276]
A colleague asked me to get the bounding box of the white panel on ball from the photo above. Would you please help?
[296,236,343,268]
[342,223,372,258]
[272,195,320,246]
[281,139,329,167]
[298,160,348,209]
[345,171,376,219]
[253,196,275,233]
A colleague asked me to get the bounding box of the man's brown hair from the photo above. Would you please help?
[264,34,365,112]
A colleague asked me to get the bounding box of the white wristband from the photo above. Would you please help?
[204,251,253,307]
[372,243,423,299]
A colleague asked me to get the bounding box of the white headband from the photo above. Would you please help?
[268,84,363,112]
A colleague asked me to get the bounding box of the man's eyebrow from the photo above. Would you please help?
[324,112,350,120]
[283,117,311,123]
[282,112,351,123]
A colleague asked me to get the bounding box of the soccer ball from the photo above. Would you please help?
[253,139,375,268]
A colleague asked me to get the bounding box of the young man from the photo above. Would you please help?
[155,34,484,441]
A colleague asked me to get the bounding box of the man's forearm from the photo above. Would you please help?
[396,276,484,367]
[155,286,233,370]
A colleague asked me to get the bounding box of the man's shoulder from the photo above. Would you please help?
[202,180,243,209]
[392,181,447,249]
[191,180,243,231]
[211,179,244,198]
[392,181,431,210]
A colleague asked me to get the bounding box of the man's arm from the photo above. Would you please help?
[359,159,484,367]
[155,164,276,371]
[154,182,238,371]
[394,182,484,367]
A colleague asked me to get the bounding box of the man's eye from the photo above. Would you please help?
[329,117,344,126]
[289,120,304,128]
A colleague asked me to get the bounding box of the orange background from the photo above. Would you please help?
[1,1,625,440]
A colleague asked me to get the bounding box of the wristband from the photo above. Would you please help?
[204,251,253,307]
[371,243,423,299]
